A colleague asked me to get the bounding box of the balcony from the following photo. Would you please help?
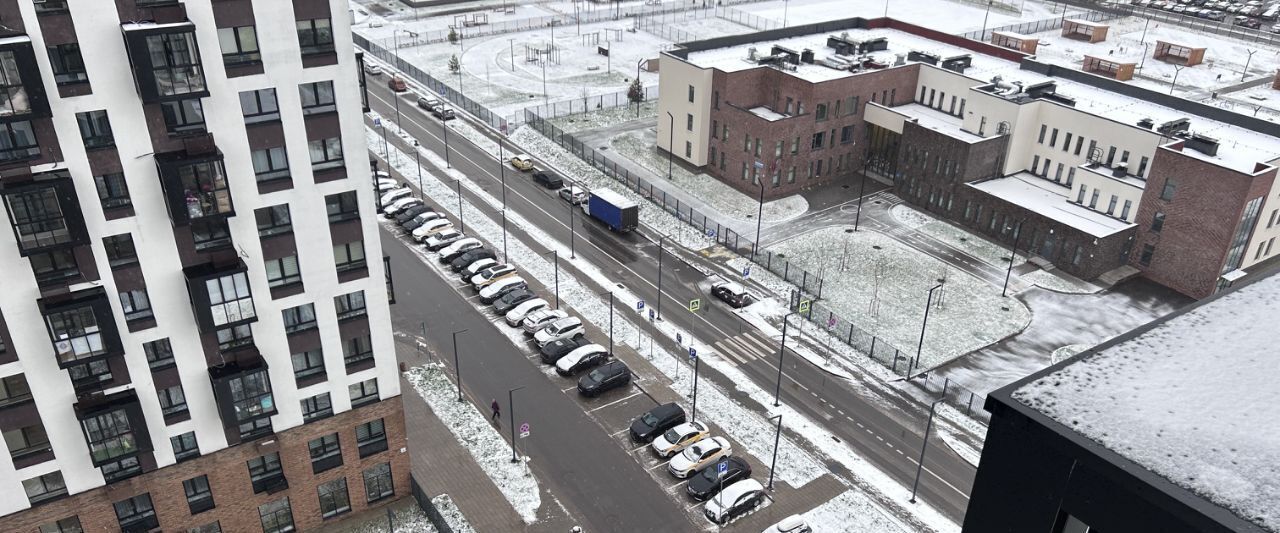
[155,147,234,225]
[121,22,208,103]
[209,352,277,434]
[184,260,257,334]
[74,389,153,476]
[0,37,53,122]
[39,287,124,369]
[1,170,89,256]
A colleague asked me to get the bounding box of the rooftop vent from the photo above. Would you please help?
[1185,133,1220,156]
[748,47,757,61]
[941,54,972,73]
[1112,162,1128,177]
[771,45,800,65]
[1158,118,1191,136]
[1024,81,1057,98]
[1137,118,1155,129]
[801,48,815,64]
[908,50,939,65]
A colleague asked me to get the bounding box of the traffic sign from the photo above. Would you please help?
[519,422,530,438]
[636,300,645,311]
[742,266,751,278]
[798,299,811,314]
[705,228,716,238]
[374,118,382,126]
[827,316,837,328]
[688,347,697,361]
[689,299,701,312]
[717,462,729,474]
[677,332,683,344]
[648,309,655,321]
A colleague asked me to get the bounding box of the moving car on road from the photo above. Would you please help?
[577,360,631,397]
[479,277,527,305]
[554,344,608,376]
[704,479,766,525]
[506,299,549,327]
[432,106,456,120]
[629,403,686,443]
[521,309,568,335]
[558,186,588,205]
[534,317,585,348]
[416,95,440,110]
[710,280,751,308]
[539,336,586,364]
[510,154,535,171]
[651,421,710,458]
[364,63,383,76]
[686,456,751,501]
[388,76,408,92]
[668,437,732,479]
[533,171,562,189]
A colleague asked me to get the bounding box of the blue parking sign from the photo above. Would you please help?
[706,228,716,238]
[742,266,751,278]
[636,300,645,311]
[374,118,382,126]
[688,347,697,361]
[717,461,728,474]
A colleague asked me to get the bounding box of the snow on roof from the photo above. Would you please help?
[749,106,789,121]
[968,172,1134,238]
[590,188,637,209]
[1013,272,1280,532]
[120,20,194,31]
[894,103,986,143]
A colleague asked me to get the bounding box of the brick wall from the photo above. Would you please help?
[0,397,409,532]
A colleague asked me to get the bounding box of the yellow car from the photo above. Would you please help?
[510,154,535,171]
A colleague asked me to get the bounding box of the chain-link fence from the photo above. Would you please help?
[1126,5,1280,47]
[960,9,1116,41]
[635,7,717,43]
[522,85,660,120]
[715,6,782,31]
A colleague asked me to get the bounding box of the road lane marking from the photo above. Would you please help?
[587,391,642,413]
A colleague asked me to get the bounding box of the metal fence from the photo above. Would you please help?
[715,6,782,31]
[960,9,1116,41]
[635,7,717,43]
[409,477,454,533]
[1126,5,1280,47]
[522,85,660,120]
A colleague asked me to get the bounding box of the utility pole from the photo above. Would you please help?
[909,400,943,504]
[508,386,525,462]
[854,157,869,231]
[443,113,452,168]
[452,329,469,401]
[502,209,509,264]
[773,313,793,407]
[767,414,783,490]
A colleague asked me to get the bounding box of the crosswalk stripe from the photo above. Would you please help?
[713,341,751,365]
[722,336,767,363]
[738,332,775,354]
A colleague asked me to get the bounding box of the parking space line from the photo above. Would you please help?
[647,461,671,472]
[629,443,650,454]
[560,386,577,393]
[587,391,642,413]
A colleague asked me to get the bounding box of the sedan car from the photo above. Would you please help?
[463,258,498,278]
[558,186,588,205]
[534,317,585,348]
[424,229,465,250]
[577,360,631,397]
[404,212,445,232]
[651,421,710,458]
[479,277,527,305]
[533,171,562,189]
[439,240,482,263]
[395,204,432,225]
[686,456,751,501]
[521,309,568,335]
[492,289,537,314]
[451,249,496,273]
[554,344,608,376]
[384,197,422,216]
[364,62,383,76]
[669,437,731,479]
[506,298,549,327]
[710,281,751,308]
[412,218,454,241]
[538,335,586,364]
[471,264,517,289]
[510,154,534,171]
[704,479,766,525]
[630,402,686,443]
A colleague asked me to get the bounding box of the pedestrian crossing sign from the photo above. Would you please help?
[689,299,701,312]
[798,299,811,313]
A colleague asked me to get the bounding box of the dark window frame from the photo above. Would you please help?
[0,120,39,163]
[248,452,286,494]
[217,25,261,65]
[76,110,114,149]
[325,191,359,223]
[22,471,67,504]
[258,497,295,533]
[256,204,293,237]
[349,378,378,406]
[296,18,335,56]
[291,349,325,381]
[4,424,51,460]
[265,255,302,288]
[157,384,188,417]
[112,493,157,532]
[94,173,132,210]
[299,81,336,115]
[362,462,394,503]
[47,43,88,86]
[240,88,279,124]
[333,241,366,273]
[343,334,374,367]
[308,433,343,474]
[118,289,154,322]
[356,418,387,458]
[0,374,33,407]
[317,477,351,518]
[160,99,206,135]
[309,137,344,171]
[302,393,334,422]
[251,146,290,183]
[171,431,199,462]
[144,338,175,369]
[334,291,367,321]
[143,31,206,98]
[282,303,317,334]
[183,474,214,514]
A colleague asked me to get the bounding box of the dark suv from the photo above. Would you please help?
[686,456,752,501]
[577,361,631,397]
[629,402,686,443]
[533,171,563,189]
[451,249,496,273]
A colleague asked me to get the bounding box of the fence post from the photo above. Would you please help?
[817,278,823,299]
[966,393,974,415]
[801,271,807,293]
[783,261,789,281]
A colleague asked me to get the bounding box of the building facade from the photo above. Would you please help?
[657,18,1280,296]
[0,0,406,531]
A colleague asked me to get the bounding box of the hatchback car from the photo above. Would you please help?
[506,298,549,327]
[521,309,568,335]
[687,456,752,501]
[533,171,562,189]
[412,218,454,241]
[388,76,407,92]
[577,360,631,397]
[538,335,586,364]
[492,289,536,314]
[416,95,440,110]
[510,154,535,171]
[433,106,456,120]
[471,264,517,289]
[396,205,432,225]
[534,317,585,348]
[364,63,383,76]
[479,277,527,305]
[704,479,766,525]
[554,343,608,376]
[451,249,496,273]
[630,402,686,443]
[710,281,751,308]
[669,437,731,479]
[651,421,710,458]
[424,229,464,250]
[558,186,588,205]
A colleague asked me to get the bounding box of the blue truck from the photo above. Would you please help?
[582,188,639,232]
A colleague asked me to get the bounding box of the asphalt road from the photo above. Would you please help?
[366,80,977,522]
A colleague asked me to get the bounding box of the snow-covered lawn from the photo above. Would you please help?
[404,364,541,524]
[336,494,475,533]
[801,489,912,532]
[547,101,658,132]
[738,0,1040,32]
[1022,269,1104,294]
[890,203,1026,269]
[764,227,1031,369]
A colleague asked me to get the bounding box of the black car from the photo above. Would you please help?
[395,205,432,224]
[479,280,527,305]
[686,456,752,501]
[451,249,497,273]
[577,361,631,397]
[540,337,587,364]
[629,402,687,443]
[404,212,444,232]
[710,281,751,308]
[492,289,536,314]
[533,171,563,189]
[439,242,482,263]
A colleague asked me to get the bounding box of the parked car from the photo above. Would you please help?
[395,205,432,224]
[424,229,464,250]
[629,402,686,443]
[534,317,585,348]
[538,335,586,364]
[521,309,568,335]
[510,154,535,171]
[384,197,422,216]
[577,360,631,397]
[438,239,482,263]
[388,76,408,92]
[416,95,441,110]
[764,515,812,533]
[463,258,498,278]
[492,289,537,314]
[558,186,588,205]
[554,343,608,376]
[364,63,383,76]
[686,456,752,501]
[710,281,751,308]
[378,186,412,210]
[374,177,398,192]
[472,264,517,289]
[479,276,527,305]
[506,298,550,327]
[412,218,454,241]
[432,106,456,120]
[404,212,444,232]
[532,171,563,189]
[704,479,766,525]
[651,421,710,458]
[669,437,732,479]
[451,249,497,273]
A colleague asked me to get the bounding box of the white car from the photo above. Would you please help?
[505,298,549,327]
[533,316,584,348]
[765,515,813,533]
[424,229,464,251]
[412,218,454,241]
[378,187,412,209]
[384,197,422,216]
[438,238,481,258]
[651,421,710,458]
[521,309,568,335]
[471,264,517,289]
[374,177,398,191]
[553,343,608,376]
[463,258,497,278]
[704,479,766,525]
[668,437,731,479]
[364,62,382,76]
[478,276,526,304]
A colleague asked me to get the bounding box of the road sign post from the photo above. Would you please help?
[689,346,700,422]
[742,266,751,278]
[636,300,645,311]
[688,299,701,312]
[798,299,811,314]
[519,422,530,438]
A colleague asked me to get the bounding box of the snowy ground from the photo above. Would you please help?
[1022,269,1104,294]
[337,495,474,533]
[736,0,1059,33]
[1221,84,1280,123]
[890,203,1026,269]
[404,364,542,524]
[800,490,912,532]
[764,227,1032,369]
[547,100,658,132]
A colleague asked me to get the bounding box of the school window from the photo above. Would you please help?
[774,140,783,157]
[743,134,750,152]
[791,136,799,154]
[741,163,748,180]
[1054,163,1064,183]
[1031,155,1040,173]
[709,146,716,167]
[787,166,795,183]
[1160,179,1177,201]
[713,90,719,109]
[719,152,725,171]
[1139,244,1155,265]
[721,124,728,141]
[1037,125,1046,144]
[686,113,693,131]
[784,97,793,114]
[1087,140,1097,159]
[1121,150,1130,164]
[1151,211,1166,233]
[753,139,761,157]
[1074,136,1084,155]
[840,125,853,144]
[1106,146,1116,166]
[1042,158,1051,176]
[1066,167,1076,187]
[815,103,827,121]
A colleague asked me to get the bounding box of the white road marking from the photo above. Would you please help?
[587,391,642,413]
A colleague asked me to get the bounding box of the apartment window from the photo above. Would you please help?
[0,51,31,116]
[205,271,254,328]
[811,132,824,150]
[47,44,88,85]
[256,204,292,237]
[248,452,286,493]
[335,291,367,321]
[350,378,379,406]
[297,18,335,55]
[118,289,153,322]
[1160,179,1177,201]
[317,477,351,518]
[1066,167,1076,187]
[299,81,336,114]
[82,406,141,468]
[1054,164,1064,183]
[171,431,199,462]
[815,103,827,121]
[113,493,157,532]
[102,234,138,268]
[191,218,231,251]
[1088,189,1100,209]
[76,110,114,149]
[37,516,83,533]
[161,99,205,134]
[1151,212,1166,233]
[1062,132,1072,152]
[309,433,343,474]
[184,475,214,514]
[258,498,295,533]
[22,471,66,504]
[291,349,325,381]
[0,374,32,407]
[1076,185,1087,204]
[363,463,395,503]
[240,88,279,123]
[4,424,51,460]
[282,303,317,334]
[94,173,132,210]
[1074,136,1084,155]
[175,160,231,221]
[356,418,388,457]
[309,137,344,171]
[265,256,301,287]
[217,26,261,65]
[684,141,691,158]
[0,120,39,162]
[685,113,693,131]
[157,385,188,417]
[1139,244,1155,266]
[1121,200,1132,220]
[1137,156,1149,177]
[334,241,366,272]
[1031,155,1040,174]
[216,323,253,351]
[687,84,694,102]
[144,31,205,98]
[840,125,854,144]
[251,147,290,182]
[1037,125,1046,144]
[302,393,333,422]
[326,191,360,223]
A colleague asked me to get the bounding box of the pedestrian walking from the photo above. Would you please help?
[491,399,501,422]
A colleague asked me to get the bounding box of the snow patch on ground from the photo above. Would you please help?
[1022,269,1104,295]
[890,203,1026,269]
[889,203,932,229]
[801,489,912,532]
[339,504,438,533]
[547,101,659,132]
[430,494,476,533]
[1049,344,1089,366]
[404,364,542,524]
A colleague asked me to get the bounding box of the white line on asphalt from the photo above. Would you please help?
[712,340,751,365]
[587,391,642,413]
[647,461,671,472]
[560,386,577,393]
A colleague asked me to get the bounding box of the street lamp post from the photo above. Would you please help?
[854,157,869,231]
[1002,220,1023,297]
[913,285,944,375]
[413,140,423,198]
[502,209,509,263]
[752,178,765,261]
[543,250,560,309]
[452,329,469,402]
[909,400,943,503]
[600,290,615,354]
[773,312,794,407]
[690,348,701,422]
[766,414,783,490]
[635,58,646,118]
[656,235,665,321]
[981,0,994,40]
[456,180,465,233]
[499,144,507,209]
[508,386,526,462]
[568,195,577,259]
[443,115,452,168]
[665,111,675,180]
